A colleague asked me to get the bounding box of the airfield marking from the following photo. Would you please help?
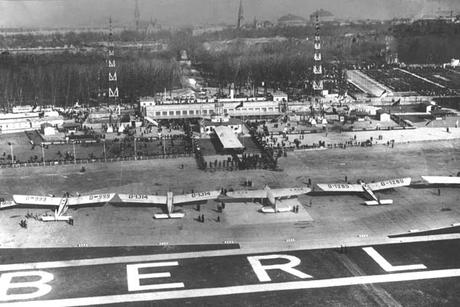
[0,250,240,272]
[363,247,427,272]
[3,235,460,272]
[1,268,460,306]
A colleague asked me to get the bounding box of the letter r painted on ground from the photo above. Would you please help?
[0,271,54,301]
[247,254,313,282]
[126,261,184,292]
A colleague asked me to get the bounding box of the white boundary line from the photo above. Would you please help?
[2,235,460,272]
[1,268,460,306]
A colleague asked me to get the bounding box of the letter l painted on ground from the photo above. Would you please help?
[363,247,427,272]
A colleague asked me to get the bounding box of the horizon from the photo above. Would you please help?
[0,0,459,29]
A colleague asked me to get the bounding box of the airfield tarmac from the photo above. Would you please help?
[0,139,459,250]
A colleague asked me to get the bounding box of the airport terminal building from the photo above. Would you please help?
[141,97,283,120]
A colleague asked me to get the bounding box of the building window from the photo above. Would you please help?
[262,108,267,112]
[268,107,273,111]
[189,110,194,115]
[155,112,161,116]
[224,109,228,113]
[202,110,207,114]
[169,111,174,116]
[162,111,167,116]
[182,110,187,115]
[176,111,181,115]
[228,109,234,113]
[248,108,254,111]
[255,108,260,111]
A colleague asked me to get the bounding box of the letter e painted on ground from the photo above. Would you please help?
[247,254,312,282]
[126,261,184,292]
[0,270,54,301]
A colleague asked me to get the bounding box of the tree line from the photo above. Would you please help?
[0,53,181,107]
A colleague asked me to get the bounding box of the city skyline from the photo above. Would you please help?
[0,0,459,28]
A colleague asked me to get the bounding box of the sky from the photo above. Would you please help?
[0,0,459,28]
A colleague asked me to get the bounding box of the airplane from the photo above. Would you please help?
[219,185,311,213]
[9,193,115,222]
[115,190,221,219]
[315,178,411,205]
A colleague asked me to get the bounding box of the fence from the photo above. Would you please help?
[0,152,194,169]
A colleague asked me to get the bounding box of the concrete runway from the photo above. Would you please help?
[1,239,460,306]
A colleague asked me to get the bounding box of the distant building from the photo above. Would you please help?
[278,14,307,27]
[12,105,34,113]
[272,91,288,102]
[200,115,243,135]
[145,19,162,35]
[377,110,391,122]
[309,9,334,23]
[236,0,244,29]
[192,25,226,36]
[41,123,57,136]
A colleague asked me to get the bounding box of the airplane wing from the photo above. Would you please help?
[270,187,311,198]
[0,200,17,209]
[12,195,63,207]
[367,178,411,191]
[421,176,460,185]
[173,190,221,204]
[116,194,167,205]
[315,184,364,192]
[223,189,269,200]
[67,193,115,206]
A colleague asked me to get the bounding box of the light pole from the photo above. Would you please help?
[73,142,76,164]
[8,142,13,164]
[103,140,107,162]
[133,137,137,160]
[41,144,45,166]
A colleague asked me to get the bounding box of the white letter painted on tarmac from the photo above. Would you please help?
[0,270,54,301]
[126,261,184,292]
[363,247,427,272]
[247,254,312,282]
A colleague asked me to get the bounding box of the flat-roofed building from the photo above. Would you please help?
[200,116,243,135]
[144,100,281,120]
[346,70,392,97]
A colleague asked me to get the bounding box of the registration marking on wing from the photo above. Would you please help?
[368,178,411,191]
[117,194,167,204]
[316,184,363,192]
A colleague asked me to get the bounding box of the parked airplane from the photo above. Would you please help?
[315,178,411,205]
[9,193,115,222]
[219,185,311,213]
[115,190,221,219]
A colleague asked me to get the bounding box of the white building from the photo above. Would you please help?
[41,123,57,135]
[144,100,281,120]
[200,115,243,135]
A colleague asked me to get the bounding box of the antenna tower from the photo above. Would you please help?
[108,17,119,110]
[312,13,323,95]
